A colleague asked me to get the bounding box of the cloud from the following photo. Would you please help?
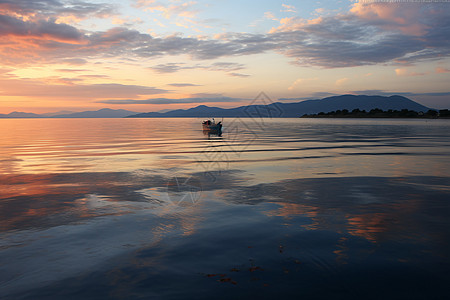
[228,72,250,77]
[112,16,144,27]
[281,4,297,13]
[56,69,90,73]
[0,14,85,42]
[44,76,84,85]
[151,62,245,74]
[350,90,450,98]
[1,8,279,65]
[61,58,88,65]
[395,68,428,76]
[350,1,429,36]
[0,24,154,65]
[0,0,116,21]
[0,74,167,99]
[269,17,422,68]
[279,92,338,101]
[97,96,242,105]
[288,79,304,91]
[208,62,245,71]
[167,83,201,87]
[335,77,349,86]
[152,63,187,73]
[136,0,199,19]
[135,0,202,30]
[436,67,450,74]
[0,67,13,74]
[315,8,325,15]
[264,12,278,21]
[268,3,450,68]
[348,89,392,96]
[1,1,450,69]
[78,74,110,79]
[288,77,318,91]
[412,92,450,97]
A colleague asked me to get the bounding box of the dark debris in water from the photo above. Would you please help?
[202,245,303,288]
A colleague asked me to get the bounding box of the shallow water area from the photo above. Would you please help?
[1,118,449,299]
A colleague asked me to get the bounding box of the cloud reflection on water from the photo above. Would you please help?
[1,118,450,299]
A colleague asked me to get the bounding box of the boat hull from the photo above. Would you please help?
[202,124,222,132]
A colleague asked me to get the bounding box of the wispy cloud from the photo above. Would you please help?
[151,63,187,73]
[279,92,338,101]
[228,72,250,78]
[55,69,90,73]
[167,83,201,87]
[0,0,117,23]
[436,67,450,74]
[150,62,246,75]
[395,68,428,76]
[350,90,450,98]
[136,0,199,19]
[0,74,167,98]
[288,77,318,91]
[264,12,278,21]
[98,96,241,105]
[281,4,297,13]
[60,58,88,66]
[135,0,202,30]
[335,77,349,86]
[78,74,110,79]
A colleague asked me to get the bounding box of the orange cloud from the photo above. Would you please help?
[350,2,429,36]
[436,67,450,74]
[281,4,297,13]
[335,77,349,87]
[270,16,323,33]
[137,1,199,20]
[0,74,167,99]
[264,12,278,21]
[288,77,318,91]
[395,68,428,77]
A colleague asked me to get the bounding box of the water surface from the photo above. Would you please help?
[1,118,449,299]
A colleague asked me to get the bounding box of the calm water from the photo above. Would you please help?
[0,118,449,299]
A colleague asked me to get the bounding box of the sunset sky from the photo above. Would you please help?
[0,0,449,114]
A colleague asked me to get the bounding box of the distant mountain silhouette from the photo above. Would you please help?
[0,111,42,118]
[0,108,138,118]
[41,110,76,117]
[52,108,137,118]
[0,95,432,119]
[128,95,431,118]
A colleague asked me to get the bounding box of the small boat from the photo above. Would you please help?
[202,118,222,132]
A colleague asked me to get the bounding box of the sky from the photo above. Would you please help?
[0,0,450,114]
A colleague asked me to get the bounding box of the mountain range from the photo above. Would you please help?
[128,95,431,118]
[0,108,138,119]
[0,95,432,119]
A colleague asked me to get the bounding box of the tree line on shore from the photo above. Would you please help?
[301,108,450,118]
